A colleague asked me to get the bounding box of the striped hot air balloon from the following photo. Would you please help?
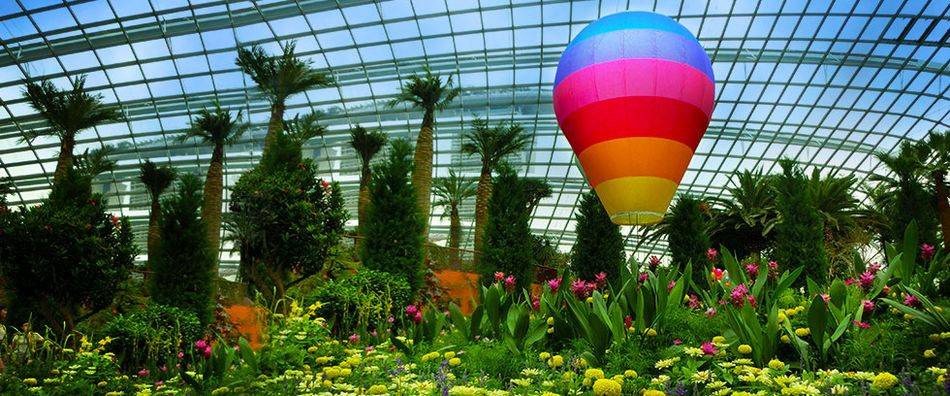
[553,11,715,225]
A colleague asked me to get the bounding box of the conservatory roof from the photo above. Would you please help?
[0,0,947,267]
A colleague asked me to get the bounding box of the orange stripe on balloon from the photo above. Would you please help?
[578,137,693,188]
[593,176,678,225]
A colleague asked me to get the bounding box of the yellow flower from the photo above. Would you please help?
[366,384,388,394]
[924,349,936,358]
[871,372,899,390]
[575,358,589,369]
[548,355,564,368]
[592,378,622,396]
[781,335,791,343]
[444,351,456,359]
[586,297,594,303]
[642,390,666,396]
[644,328,657,337]
[737,344,752,354]
[547,327,554,334]
[546,317,555,325]
[795,328,810,337]
[769,359,786,370]
[23,378,37,386]
[712,336,726,344]
[539,352,551,361]
[778,312,787,322]
[448,357,461,366]
[421,352,440,362]
[624,369,638,378]
[585,368,605,380]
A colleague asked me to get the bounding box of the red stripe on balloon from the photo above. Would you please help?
[553,58,715,121]
[557,96,710,154]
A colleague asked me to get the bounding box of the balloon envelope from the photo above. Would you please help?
[553,11,714,225]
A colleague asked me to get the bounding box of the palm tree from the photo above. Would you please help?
[21,76,123,185]
[461,117,530,255]
[235,42,334,155]
[432,170,476,266]
[872,141,940,247]
[139,160,177,274]
[916,131,949,248]
[708,169,777,259]
[808,169,866,276]
[182,103,248,266]
[349,125,388,237]
[387,66,461,234]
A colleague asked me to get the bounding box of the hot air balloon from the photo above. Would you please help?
[553,11,714,225]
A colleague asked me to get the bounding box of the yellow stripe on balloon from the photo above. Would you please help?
[593,176,679,225]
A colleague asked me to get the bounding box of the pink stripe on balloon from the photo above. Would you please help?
[553,58,715,121]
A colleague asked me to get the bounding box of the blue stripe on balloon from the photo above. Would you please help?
[565,11,698,51]
[555,28,714,87]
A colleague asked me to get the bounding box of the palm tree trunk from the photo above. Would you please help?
[202,143,224,272]
[933,169,950,249]
[412,110,435,236]
[357,165,371,235]
[473,165,493,262]
[449,205,461,267]
[53,134,75,185]
[146,195,161,279]
[263,102,285,155]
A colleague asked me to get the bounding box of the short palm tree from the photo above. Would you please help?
[433,170,477,266]
[707,169,777,259]
[235,42,334,155]
[387,66,461,234]
[182,103,248,266]
[461,117,530,255]
[21,76,123,185]
[349,125,388,237]
[139,159,177,274]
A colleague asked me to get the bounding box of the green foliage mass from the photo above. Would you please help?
[101,304,202,370]
[302,270,412,336]
[360,139,426,295]
[148,174,216,327]
[570,190,625,284]
[773,159,829,286]
[481,166,548,289]
[666,195,711,287]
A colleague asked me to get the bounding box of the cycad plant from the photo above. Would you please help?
[388,67,461,233]
[916,131,949,248]
[182,103,248,264]
[708,169,776,259]
[349,125,388,237]
[235,42,334,155]
[808,169,866,274]
[139,160,177,272]
[432,170,477,267]
[872,141,939,249]
[461,117,530,256]
[21,76,123,185]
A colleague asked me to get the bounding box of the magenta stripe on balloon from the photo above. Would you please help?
[553,58,715,121]
[554,28,713,87]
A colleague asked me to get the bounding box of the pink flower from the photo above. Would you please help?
[154,381,164,388]
[701,341,718,355]
[203,346,212,358]
[706,248,719,262]
[730,284,749,307]
[387,316,395,324]
[903,294,920,307]
[882,285,891,294]
[673,339,682,345]
[867,262,882,275]
[862,300,875,313]
[413,311,423,324]
[159,365,167,372]
[494,272,505,282]
[768,261,778,270]
[746,294,757,308]
[405,304,419,317]
[624,315,633,329]
[320,180,329,189]
[844,278,856,286]
[547,277,562,293]
[504,275,517,291]
[571,279,591,298]
[594,272,608,287]
[921,243,936,261]
[648,255,661,270]
[137,368,150,377]
[348,333,360,343]
[370,330,378,337]
[859,271,875,289]
[852,320,870,329]
[687,294,701,309]
[705,307,717,318]
[365,345,375,353]
[194,339,207,350]
[667,280,676,291]
[745,263,759,278]
[177,351,184,359]
[531,298,540,311]
[711,268,724,281]
[637,273,649,284]
[821,294,830,304]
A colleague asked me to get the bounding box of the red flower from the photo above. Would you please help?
[570,279,591,298]
[494,272,505,282]
[531,298,540,311]
[852,320,870,329]
[862,300,875,313]
[648,255,661,270]
[637,273,649,284]
[624,315,633,329]
[667,280,676,292]
[745,262,759,278]
[503,275,516,292]
[706,248,719,262]
[673,339,682,345]
[594,272,608,288]
[711,268,724,281]
[920,243,936,261]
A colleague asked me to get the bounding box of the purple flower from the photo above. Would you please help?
[701,341,718,355]
[546,277,562,293]
[903,294,920,308]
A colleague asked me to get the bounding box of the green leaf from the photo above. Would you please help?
[899,220,918,279]
[807,295,827,351]
[829,279,847,309]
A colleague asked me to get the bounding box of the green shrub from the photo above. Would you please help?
[603,337,664,376]
[258,311,339,374]
[481,166,548,289]
[303,270,411,336]
[149,174,216,326]
[834,316,943,372]
[663,305,726,344]
[462,342,527,385]
[360,139,426,294]
[101,304,202,370]
[773,159,828,286]
[666,195,711,288]
[571,190,624,285]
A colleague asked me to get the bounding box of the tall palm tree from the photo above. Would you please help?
[349,125,388,238]
[235,42,334,155]
[916,131,949,248]
[21,76,122,185]
[387,66,461,234]
[432,170,476,266]
[139,160,177,274]
[182,103,248,267]
[461,117,530,255]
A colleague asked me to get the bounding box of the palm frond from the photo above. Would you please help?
[21,75,122,142]
[349,125,388,168]
[387,66,460,111]
[74,146,116,177]
[432,170,477,213]
[282,111,326,146]
[235,42,335,104]
[461,117,530,169]
[182,102,248,146]
[139,159,177,199]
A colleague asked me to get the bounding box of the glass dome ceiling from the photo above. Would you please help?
[0,0,948,268]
